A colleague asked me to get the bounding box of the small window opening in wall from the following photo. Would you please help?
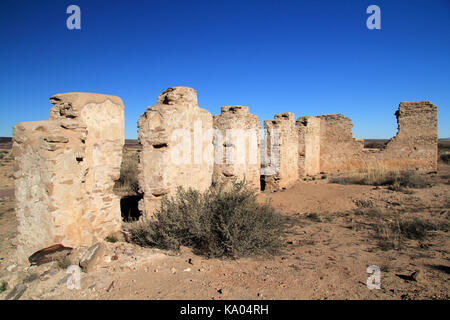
[76,157,83,163]
[120,195,143,222]
[152,143,168,149]
[363,139,388,150]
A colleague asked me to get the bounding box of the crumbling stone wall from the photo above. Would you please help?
[138,87,214,217]
[13,93,124,261]
[296,116,321,177]
[262,113,299,191]
[295,101,438,176]
[374,101,438,172]
[212,106,260,191]
[315,114,367,173]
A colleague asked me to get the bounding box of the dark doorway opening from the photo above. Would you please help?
[260,176,266,191]
[120,195,143,221]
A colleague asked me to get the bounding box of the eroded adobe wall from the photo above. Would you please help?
[13,93,124,261]
[296,116,321,177]
[138,87,214,217]
[212,106,260,191]
[262,112,299,191]
[49,93,124,235]
[13,120,88,260]
[298,101,438,175]
[316,114,367,173]
[374,101,438,172]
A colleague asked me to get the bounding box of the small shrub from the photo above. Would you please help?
[399,218,438,240]
[399,171,428,189]
[330,169,428,189]
[440,153,450,164]
[305,212,322,222]
[126,181,285,258]
[0,280,7,293]
[115,150,139,194]
[373,214,439,250]
[105,235,118,243]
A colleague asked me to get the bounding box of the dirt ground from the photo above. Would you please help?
[0,146,449,300]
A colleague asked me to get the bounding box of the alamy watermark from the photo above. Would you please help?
[66,5,81,30]
[146,122,281,176]
[66,265,81,290]
[366,265,381,290]
[366,5,381,30]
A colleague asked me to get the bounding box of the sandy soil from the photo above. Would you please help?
[0,147,448,300]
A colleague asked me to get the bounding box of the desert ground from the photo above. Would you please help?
[0,139,449,300]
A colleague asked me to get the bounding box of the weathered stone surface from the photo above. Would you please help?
[5,283,27,300]
[375,101,438,172]
[315,114,367,173]
[213,106,260,191]
[138,87,214,216]
[295,101,438,175]
[79,242,105,273]
[49,93,124,237]
[13,93,124,261]
[262,113,299,191]
[296,116,321,177]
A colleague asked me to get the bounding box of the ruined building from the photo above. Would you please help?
[12,87,438,259]
[295,101,438,176]
[137,87,214,217]
[212,106,260,191]
[13,93,124,260]
[261,113,299,191]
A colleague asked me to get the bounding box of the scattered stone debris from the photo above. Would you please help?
[106,281,114,293]
[79,243,105,273]
[5,283,27,300]
[57,274,71,285]
[6,264,17,272]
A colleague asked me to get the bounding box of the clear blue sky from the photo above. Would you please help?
[0,0,449,139]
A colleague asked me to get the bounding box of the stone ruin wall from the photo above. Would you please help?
[373,101,438,172]
[315,114,368,174]
[137,87,214,217]
[212,106,260,191]
[262,112,299,191]
[295,101,438,177]
[11,86,438,260]
[296,116,321,177]
[13,93,124,260]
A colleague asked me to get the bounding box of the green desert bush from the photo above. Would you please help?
[126,181,285,258]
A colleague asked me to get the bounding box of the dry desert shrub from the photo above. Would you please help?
[330,168,428,189]
[114,149,139,194]
[440,153,450,164]
[126,181,285,258]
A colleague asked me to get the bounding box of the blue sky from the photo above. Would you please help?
[0,0,449,139]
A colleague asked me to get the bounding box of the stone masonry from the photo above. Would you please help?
[212,106,260,191]
[13,93,124,261]
[137,87,214,217]
[295,101,438,177]
[373,101,438,172]
[12,88,438,259]
[261,113,299,191]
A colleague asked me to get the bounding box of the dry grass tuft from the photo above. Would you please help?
[330,168,428,189]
